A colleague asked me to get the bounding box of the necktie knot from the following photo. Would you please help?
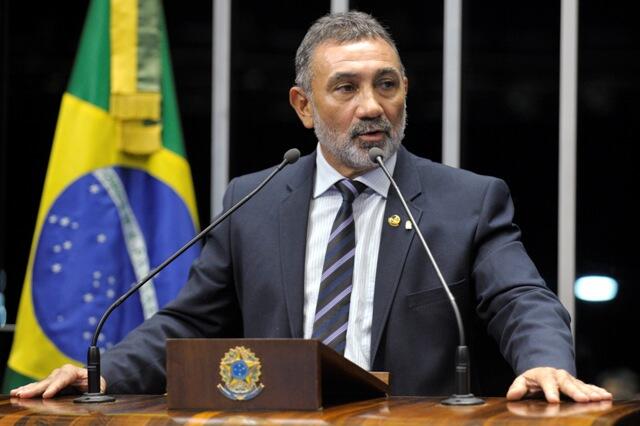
[335,179,366,203]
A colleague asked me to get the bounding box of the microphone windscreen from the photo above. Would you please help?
[284,148,301,164]
[368,147,385,163]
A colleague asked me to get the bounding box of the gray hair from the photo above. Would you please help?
[294,11,404,93]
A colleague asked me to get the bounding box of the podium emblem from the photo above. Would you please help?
[217,346,264,401]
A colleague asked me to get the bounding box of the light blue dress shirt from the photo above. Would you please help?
[303,145,397,369]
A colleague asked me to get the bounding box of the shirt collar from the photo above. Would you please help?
[313,143,397,199]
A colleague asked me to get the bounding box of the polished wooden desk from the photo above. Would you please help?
[1,395,639,425]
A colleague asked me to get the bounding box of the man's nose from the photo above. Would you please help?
[355,89,384,119]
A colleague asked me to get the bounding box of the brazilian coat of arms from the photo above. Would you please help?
[217,346,265,401]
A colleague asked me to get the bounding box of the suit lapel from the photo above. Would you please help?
[370,147,423,362]
[279,153,315,338]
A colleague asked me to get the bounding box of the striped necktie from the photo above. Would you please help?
[312,179,367,354]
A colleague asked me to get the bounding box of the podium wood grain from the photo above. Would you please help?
[1,395,639,425]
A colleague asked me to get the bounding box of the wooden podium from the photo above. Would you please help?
[3,395,640,425]
[166,338,388,410]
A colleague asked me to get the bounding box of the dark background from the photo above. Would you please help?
[1,1,638,395]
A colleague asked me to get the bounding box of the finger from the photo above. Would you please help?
[535,370,563,403]
[42,365,85,399]
[555,373,589,403]
[15,380,53,399]
[585,384,613,401]
[506,375,529,401]
[12,365,71,398]
[42,380,70,399]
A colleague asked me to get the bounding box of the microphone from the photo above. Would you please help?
[368,147,484,406]
[75,148,301,403]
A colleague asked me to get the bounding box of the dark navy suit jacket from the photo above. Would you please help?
[102,146,575,396]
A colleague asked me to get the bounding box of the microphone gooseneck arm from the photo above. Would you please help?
[368,149,465,345]
[368,147,483,406]
[76,148,301,403]
[90,148,300,349]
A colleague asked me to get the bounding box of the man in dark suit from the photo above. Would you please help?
[12,11,611,403]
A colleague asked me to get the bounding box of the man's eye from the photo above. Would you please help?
[336,84,355,93]
[379,80,397,89]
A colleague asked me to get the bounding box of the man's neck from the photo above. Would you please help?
[318,144,375,179]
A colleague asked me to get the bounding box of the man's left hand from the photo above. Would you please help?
[507,367,613,403]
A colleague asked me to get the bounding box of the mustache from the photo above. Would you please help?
[350,118,392,138]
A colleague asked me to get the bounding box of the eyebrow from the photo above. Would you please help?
[375,67,401,79]
[326,72,358,88]
[326,67,402,88]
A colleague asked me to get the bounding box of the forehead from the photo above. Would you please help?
[310,38,402,79]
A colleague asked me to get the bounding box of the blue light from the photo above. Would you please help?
[0,293,6,327]
[575,275,618,302]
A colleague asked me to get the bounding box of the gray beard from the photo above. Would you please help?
[313,104,406,171]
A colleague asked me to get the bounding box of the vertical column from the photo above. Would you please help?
[0,0,7,282]
[331,0,349,13]
[558,0,578,331]
[211,0,231,218]
[442,0,462,168]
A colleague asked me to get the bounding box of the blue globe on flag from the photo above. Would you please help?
[31,166,199,361]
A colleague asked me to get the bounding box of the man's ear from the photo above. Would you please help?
[289,86,314,129]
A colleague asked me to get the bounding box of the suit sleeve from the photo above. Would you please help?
[101,179,243,394]
[471,178,576,375]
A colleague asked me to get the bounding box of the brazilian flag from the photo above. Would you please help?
[2,0,200,391]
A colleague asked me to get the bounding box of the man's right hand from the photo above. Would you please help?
[9,364,106,399]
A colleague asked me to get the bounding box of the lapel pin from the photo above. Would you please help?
[405,220,413,230]
[388,214,401,227]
